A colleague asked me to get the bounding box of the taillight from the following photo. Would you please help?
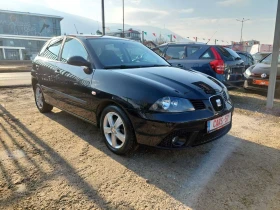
[210,47,225,74]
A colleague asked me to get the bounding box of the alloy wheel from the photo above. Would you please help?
[103,112,126,149]
[35,86,43,109]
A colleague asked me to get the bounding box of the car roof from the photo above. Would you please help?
[158,43,224,47]
[67,34,134,41]
[50,34,136,42]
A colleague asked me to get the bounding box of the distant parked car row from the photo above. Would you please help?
[152,43,245,88]
[152,43,279,96]
[244,52,280,95]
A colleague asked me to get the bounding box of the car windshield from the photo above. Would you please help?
[260,53,280,64]
[87,38,169,69]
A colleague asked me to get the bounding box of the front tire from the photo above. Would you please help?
[34,84,53,113]
[100,105,137,155]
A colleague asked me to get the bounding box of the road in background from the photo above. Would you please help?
[0,72,31,87]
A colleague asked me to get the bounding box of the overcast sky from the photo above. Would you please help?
[1,0,278,44]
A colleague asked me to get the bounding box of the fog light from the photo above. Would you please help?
[171,136,186,147]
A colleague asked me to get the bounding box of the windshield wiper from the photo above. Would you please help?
[103,65,142,69]
[103,64,169,69]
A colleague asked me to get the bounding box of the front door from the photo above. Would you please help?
[56,37,95,122]
[36,37,64,106]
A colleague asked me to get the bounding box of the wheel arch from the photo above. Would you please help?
[96,99,134,129]
[31,76,38,91]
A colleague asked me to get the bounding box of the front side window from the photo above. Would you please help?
[41,38,63,60]
[61,38,88,63]
[165,46,185,60]
[87,38,169,68]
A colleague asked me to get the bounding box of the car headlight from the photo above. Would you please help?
[150,96,195,112]
[244,66,254,77]
[245,68,252,76]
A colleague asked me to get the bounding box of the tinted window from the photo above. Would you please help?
[201,49,214,59]
[165,46,185,60]
[217,47,240,61]
[61,38,89,63]
[39,40,50,55]
[185,46,201,57]
[87,38,168,67]
[40,38,62,60]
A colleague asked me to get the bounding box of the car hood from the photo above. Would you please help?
[115,67,225,99]
[251,63,280,76]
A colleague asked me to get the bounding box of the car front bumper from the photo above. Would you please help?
[244,76,280,91]
[127,100,234,148]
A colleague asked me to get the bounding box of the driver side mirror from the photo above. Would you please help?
[67,56,92,74]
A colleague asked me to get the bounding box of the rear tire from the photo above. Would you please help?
[100,105,137,155]
[34,84,53,113]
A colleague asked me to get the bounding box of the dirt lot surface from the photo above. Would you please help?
[0,87,280,210]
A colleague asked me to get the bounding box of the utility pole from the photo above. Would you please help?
[215,39,217,45]
[122,0,124,38]
[170,34,172,42]
[142,31,145,43]
[266,0,280,108]
[101,0,105,35]
[236,18,249,42]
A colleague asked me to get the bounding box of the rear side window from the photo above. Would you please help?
[40,38,63,60]
[165,46,185,60]
[185,46,201,57]
[61,38,89,63]
[201,49,214,59]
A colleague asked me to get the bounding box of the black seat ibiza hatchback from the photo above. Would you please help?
[32,35,233,155]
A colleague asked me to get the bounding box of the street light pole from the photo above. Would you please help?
[122,0,124,38]
[266,0,280,108]
[101,0,105,35]
[236,18,249,42]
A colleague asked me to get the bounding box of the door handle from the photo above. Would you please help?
[177,64,184,68]
[54,69,60,74]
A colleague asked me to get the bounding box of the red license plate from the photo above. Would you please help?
[253,79,269,86]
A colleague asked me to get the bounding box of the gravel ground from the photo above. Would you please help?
[0,87,280,210]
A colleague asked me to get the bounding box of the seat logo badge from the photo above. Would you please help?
[91,91,96,95]
[261,73,267,78]
[216,99,222,107]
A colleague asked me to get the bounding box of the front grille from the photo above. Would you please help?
[210,95,224,112]
[192,123,231,146]
[190,100,206,110]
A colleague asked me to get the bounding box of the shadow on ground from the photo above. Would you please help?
[0,104,114,209]
[1,100,280,209]
[43,110,280,209]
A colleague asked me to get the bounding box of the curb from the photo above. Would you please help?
[0,70,31,73]
[0,84,32,88]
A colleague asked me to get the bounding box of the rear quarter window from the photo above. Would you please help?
[200,49,214,59]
